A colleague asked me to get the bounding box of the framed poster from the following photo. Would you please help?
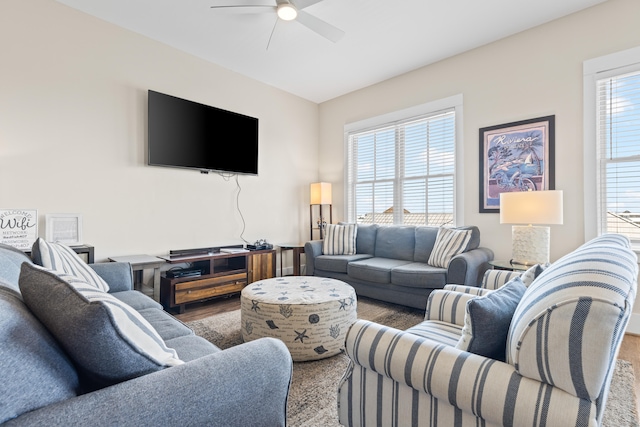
[46,214,83,245]
[0,209,38,251]
[479,115,555,213]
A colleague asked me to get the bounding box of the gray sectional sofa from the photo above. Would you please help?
[0,243,292,426]
[305,224,494,309]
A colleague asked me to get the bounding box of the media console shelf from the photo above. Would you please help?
[160,249,275,314]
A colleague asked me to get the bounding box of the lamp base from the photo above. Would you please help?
[511,225,550,265]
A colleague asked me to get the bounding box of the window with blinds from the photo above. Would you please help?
[596,70,640,243]
[346,109,456,226]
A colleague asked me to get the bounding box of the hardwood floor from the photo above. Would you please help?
[175,295,640,413]
[173,295,241,322]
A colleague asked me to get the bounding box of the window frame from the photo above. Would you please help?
[344,94,464,226]
[583,45,640,249]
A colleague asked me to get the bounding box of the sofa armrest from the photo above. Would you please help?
[90,262,134,293]
[480,269,522,290]
[447,247,494,286]
[443,284,492,296]
[303,240,324,275]
[344,320,593,427]
[5,338,292,427]
[424,289,478,325]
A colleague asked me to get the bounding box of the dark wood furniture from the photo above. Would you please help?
[108,255,166,302]
[278,243,305,276]
[160,249,275,313]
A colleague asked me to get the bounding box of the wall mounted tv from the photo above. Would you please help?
[148,90,259,175]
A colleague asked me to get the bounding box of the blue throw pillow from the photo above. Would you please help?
[455,277,527,361]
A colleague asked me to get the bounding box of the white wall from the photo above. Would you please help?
[318,0,640,269]
[0,0,319,262]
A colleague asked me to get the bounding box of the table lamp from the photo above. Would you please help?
[310,182,332,239]
[499,190,563,265]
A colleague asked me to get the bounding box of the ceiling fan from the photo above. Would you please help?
[210,0,345,50]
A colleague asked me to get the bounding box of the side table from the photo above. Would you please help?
[278,243,305,276]
[488,260,529,272]
[108,255,166,302]
[70,245,95,264]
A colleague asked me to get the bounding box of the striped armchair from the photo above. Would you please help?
[337,234,638,426]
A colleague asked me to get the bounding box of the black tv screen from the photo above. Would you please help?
[148,90,259,175]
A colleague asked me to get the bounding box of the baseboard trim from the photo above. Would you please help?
[626,313,640,335]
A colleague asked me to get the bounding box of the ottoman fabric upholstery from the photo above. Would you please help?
[241,276,357,361]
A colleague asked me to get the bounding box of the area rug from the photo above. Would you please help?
[186,297,638,427]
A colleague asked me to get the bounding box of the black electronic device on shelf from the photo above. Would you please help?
[247,239,272,251]
[165,268,203,279]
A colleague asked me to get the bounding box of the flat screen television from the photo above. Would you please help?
[148,90,259,175]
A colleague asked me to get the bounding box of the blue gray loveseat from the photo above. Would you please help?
[305,224,494,309]
[0,242,292,426]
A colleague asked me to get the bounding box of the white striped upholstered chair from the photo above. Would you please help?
[337,234,637,427]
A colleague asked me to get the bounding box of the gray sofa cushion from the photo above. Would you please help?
[137,307,194,341]
[315,253,373,274]
[19,264,183,389]
[355,224,379,255]
[460,225,481,251]
[0,287,79,424]
[348,257,413,284]
[112,290,163,310]
[390,262,447,288]
[0,243,33,293]
[413,227,439,263]
[164,335,220,362]
[375,226,415,261]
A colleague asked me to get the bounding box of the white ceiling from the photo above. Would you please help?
[55,0,605,103]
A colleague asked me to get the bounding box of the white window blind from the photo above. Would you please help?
[346,109,456,226]
[596,70,640,243]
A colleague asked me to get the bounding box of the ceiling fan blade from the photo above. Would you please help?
[266,18,279,51]
[296,10,344,43]
[290,0,323,10]
[210,4,276,14]
[210,0,274,6]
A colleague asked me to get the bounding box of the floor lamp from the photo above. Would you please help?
[310,182,332,240]
[500,190,563,265]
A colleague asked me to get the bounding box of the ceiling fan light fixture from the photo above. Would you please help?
[277,3,297,21]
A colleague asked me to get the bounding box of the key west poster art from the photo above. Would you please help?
[479,115,555,213]
[0,209,38,250]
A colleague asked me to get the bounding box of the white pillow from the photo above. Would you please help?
[36,238,110,292]
[323,223,357,255]
[519,263,550,287]
[428,227,472,268]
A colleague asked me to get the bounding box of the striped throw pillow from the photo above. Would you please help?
[323,224,357,255]
[19,264,182,387]
[427,227,472,268]
[35,238,110,292]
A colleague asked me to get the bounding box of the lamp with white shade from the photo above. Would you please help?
[310,182,332,239]
[499,190,563,265]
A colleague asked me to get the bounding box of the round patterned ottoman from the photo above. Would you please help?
[240,276,357,361]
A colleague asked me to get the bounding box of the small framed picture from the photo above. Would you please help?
[0,209,38,251]
[46,214,83,246]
